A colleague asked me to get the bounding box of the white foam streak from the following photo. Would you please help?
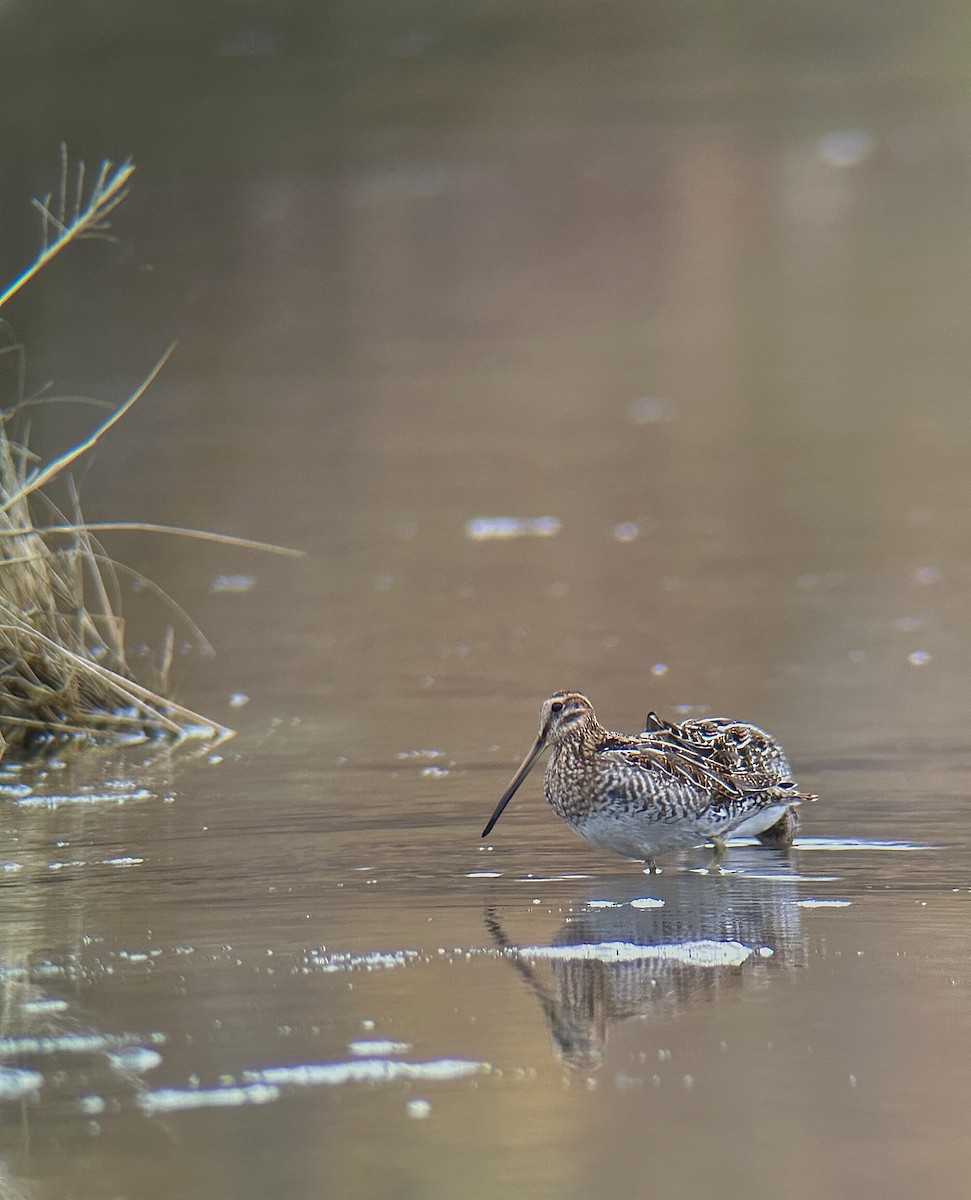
[243,1058,489,1088]
[138,1084,280,1113]
[516,939,763,967]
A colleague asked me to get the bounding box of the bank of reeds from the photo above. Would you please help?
[0,148,296,760]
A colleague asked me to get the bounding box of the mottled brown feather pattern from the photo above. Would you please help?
[482,692,814,865]
[640,711,806,845]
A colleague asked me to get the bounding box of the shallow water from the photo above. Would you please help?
[4,3,971,1198]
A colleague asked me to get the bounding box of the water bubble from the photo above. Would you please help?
[229,693,249,708]
[651,663,668,677]
[907,651,930,666]
[819,130,874,167]
[210,575,256,594]
[406,1098,433,1119]
[465,516,561,541]
[630,397,674,423]
[0,1068,43,1100]
[348,1040,411,1057]
[613,522,639,542]
[107,1047,163,1074]
[915,566,941,585]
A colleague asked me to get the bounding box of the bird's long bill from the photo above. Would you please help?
[481,737,546,838]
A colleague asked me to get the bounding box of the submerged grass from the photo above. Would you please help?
[0,148,299,760]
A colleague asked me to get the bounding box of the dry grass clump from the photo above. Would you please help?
[0,148,296,760]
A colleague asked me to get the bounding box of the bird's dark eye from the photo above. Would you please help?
[550,701,564,714]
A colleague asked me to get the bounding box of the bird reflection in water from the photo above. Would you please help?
[485,865,807,1073]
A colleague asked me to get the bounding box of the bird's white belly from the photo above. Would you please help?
[572,809,713,861]
[730,805,792,839]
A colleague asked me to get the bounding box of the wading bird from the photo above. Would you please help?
[481,692,810,870]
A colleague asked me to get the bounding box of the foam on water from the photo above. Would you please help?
[516,875,592,882]
[0,1067,44,1100]
[145,1063,483,1126]
[138,1083,280,1114]
[306,949,425,973]
[107,1047,164,1074]
[465,516,561,540]
[0,1032,166,1059]
[17,789,153,809]
[735,872,840,883]
[793,837,932,851]
[516,940,765,967]
[242,1058,490,1088]
[347,1040,411,1056]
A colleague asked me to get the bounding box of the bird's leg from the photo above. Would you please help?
[706,837,728,874]
[642,858,660,875]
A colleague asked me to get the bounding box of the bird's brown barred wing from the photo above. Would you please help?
[645,712,796,791]
[599,732,745,798]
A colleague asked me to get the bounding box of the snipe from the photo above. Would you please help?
[481,692,812,870]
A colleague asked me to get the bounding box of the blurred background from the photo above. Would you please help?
[3,0,970,748]
[2,3,971,1198]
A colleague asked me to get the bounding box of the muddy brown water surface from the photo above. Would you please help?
[4,4,971,1198]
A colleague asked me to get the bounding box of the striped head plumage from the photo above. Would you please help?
[481,692,599,838]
